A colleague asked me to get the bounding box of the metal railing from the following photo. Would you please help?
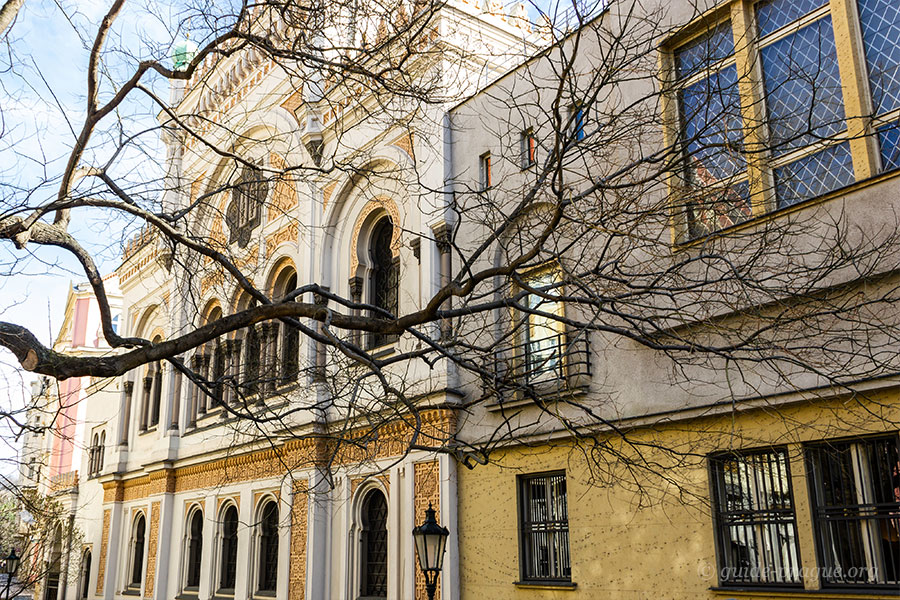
[489,331,591,393]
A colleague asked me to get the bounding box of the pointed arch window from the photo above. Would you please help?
[368,217,399,349]
[184,508,203,590]
[80,550,91,599]
[219,505,239,592]
[257,500,279,593]
[360,489,388,598]
[129,514,146,589]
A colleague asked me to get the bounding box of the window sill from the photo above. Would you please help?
[710,586,899,598]
[138,426,157,436]
[122,589,141,597]
[252,592,276,599]
[514,581,577,591]
[175,592,199,600]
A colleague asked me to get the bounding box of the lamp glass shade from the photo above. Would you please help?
[5,549,19,575]
[412,505,449,573]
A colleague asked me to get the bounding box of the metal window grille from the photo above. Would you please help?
[519,472,571,582]
[368,218,399,349]
[806,435,900,588]
[710,449,802,586]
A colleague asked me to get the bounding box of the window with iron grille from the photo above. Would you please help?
[130,514,146,587]
[518,471,571,583]
[257,500,279,593]
[806,435,900,589]
[709,448,802,586]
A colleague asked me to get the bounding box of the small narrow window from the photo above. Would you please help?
[360,489,388,598]
[98,431,105,472]
[572,105,586,141]
[709,448,801,586]
[130,514,147,588]
[806,435,900,588]
[185,510,203,590]
[80,550,91,599]
[219,505,239,591]
[521,128,537,168]
[518,471,570,583]
[479,152,492,190]
[257,500,279,593]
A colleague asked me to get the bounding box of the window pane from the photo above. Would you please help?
[877,121,900,171]
[756,0,828,38]
[680,64,746,182]
[675,21,735,79]
[857,0,900,115]
[773,142,854,208]
[759,16,846,155]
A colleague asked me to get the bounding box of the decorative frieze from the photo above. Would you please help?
[288,479,309,600]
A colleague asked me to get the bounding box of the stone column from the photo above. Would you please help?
[119,381,134,446]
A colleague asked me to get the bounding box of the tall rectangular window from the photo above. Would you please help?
[521,128,537,168]
[518,471,571,583]
[856,0,900,171]
[806,435,900,588]
[675,21,751,237]
[756,0,854,208]
[520,270,565,384]
[479,151,492,190]
[571,105,586,141]
[709,448,802,586]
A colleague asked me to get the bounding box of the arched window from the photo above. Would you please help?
[140,337,164,431]
[219,505,239,591]
[257,500,279,593]
[190,305,224,426]
[98,431,105,471]
[360,489,388,598]
[130,514,146,589]
[234,294,261,398]
[80,550,91,599]
[185,509,203,590]
[89,434,99,476]
[274,268,300,384]
[368,217,399,349]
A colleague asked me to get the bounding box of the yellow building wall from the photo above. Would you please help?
[458,389,900,600]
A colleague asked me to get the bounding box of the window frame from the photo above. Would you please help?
[516,470,572,585]
[479,151,492,190]
[708,446,803,588]
[255,498,280,595]
[183,507,204,593]
[804,433,900,590]
[515,266,568,386]
[217,503,240,594]
[521,128,537,168]
[664,0,900,242]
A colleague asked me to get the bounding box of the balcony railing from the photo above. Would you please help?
[487,332,591,402]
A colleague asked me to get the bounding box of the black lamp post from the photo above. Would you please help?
[412,504,449,600]
[3,549,19,600]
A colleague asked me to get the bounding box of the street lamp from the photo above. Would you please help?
[3,549,19,600]
[412,504,449,600]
